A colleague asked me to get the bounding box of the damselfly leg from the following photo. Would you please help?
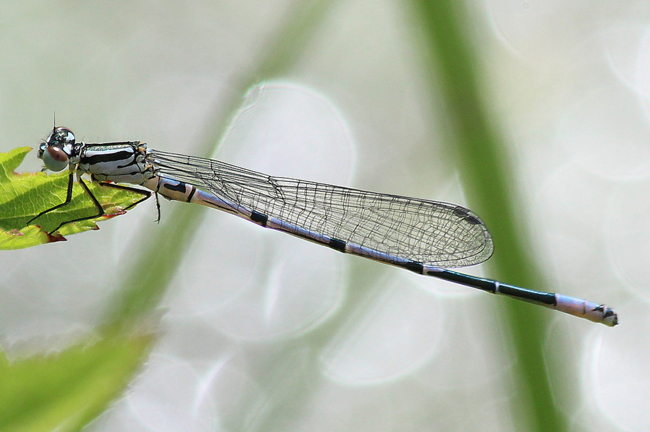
[27,170,152,234]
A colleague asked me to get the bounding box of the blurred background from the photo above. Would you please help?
[0,1,648,431]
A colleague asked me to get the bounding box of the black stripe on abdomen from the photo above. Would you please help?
[250,211,268,226]
[328,238,347,252]
[401,261,424,274]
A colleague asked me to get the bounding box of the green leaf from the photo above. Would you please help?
[0,328,154,432]
[0,147,149,250]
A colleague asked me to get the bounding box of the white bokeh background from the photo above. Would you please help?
[0,1,648,431]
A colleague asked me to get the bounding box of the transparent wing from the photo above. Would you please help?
[150,150,494,268]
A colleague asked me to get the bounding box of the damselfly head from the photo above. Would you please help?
[38,127,76,172]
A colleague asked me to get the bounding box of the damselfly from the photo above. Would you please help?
[28,126,618,326]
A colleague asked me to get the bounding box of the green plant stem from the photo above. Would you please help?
[407,1,565,431]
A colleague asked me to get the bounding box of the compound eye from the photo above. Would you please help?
[42,145,69,171]
[50,127,75,147]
